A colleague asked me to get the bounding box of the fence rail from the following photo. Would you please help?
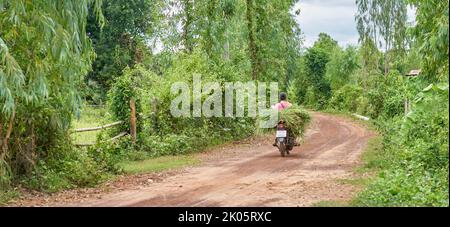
[72,121,124,133]
[110,131,128,141]
[73,99,137,147]
[74,131,128,147]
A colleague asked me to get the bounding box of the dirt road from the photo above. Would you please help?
[13,112,375,207]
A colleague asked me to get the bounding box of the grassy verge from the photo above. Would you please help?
[1,106,113,206]
[356,136,385,173]
[0,190,19,206]
[118,155,200,174]
[312,200,348,207]
[318,109,376,130]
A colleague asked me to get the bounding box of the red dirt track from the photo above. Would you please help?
[12,112,375,207]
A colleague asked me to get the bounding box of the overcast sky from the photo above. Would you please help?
[292,0,416,48]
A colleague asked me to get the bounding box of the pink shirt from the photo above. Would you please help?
[272,101,292,110]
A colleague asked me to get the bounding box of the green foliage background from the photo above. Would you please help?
[0,0,448,207]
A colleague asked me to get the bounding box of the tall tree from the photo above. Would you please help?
[204,0,216,58]
[356,0,408,75]
[181,0,194,53]
[0,0,103,185]
[154,0,301,85]
[246,0,258,80]
[251,0,302,84]
[299,33,338,107]
[359,37,382,89]
[407,0,449,81]
[220,0,237,61]
[326,46,360,91]
[86,0,153,102]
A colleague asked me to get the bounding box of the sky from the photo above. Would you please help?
[292,0,416,48]
[152,0,416,53]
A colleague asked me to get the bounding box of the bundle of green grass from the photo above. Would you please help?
[279,106,311,138]
[257,105,311,138]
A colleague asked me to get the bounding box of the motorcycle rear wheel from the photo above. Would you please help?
[279,143,287,157]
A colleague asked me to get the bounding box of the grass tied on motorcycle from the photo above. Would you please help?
[257,105,311,157]
[258,105,311,137]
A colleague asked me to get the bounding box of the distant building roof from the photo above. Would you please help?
[406,69,421,76]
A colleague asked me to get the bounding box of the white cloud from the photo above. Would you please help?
[293,0,417,48]
[293,0,358,48]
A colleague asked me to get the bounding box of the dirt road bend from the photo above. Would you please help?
[15,112,376,207]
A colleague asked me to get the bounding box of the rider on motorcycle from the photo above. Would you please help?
[272,92,292,111]
[272,92,293,146]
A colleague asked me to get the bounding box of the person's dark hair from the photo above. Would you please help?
[279,92,287,101]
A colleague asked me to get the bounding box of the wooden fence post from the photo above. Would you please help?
[130,98,137,143]
[152,98,158,130]
[404,98,409,116]
[152,98,157,113]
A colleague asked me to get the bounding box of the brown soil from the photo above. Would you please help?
[9,112,375,207]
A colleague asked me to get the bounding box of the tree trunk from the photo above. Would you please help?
[1,107,15,156]
[384,38,390,76]
[246,0,258,80]
[384,52,389,76]
[404,98,409,116]
[182,0,194,53]
[130,98,137,143]
[0,119,3,150]
[223,30,230,61]
[205,0,215,58]
[22,120,36,174]
[223,25,230,61]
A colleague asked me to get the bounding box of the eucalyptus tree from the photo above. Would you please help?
[85,0,153,100]
[246,0,302,83]
[325,46,360,91]
[201,0,238,61]
[358,37,382,88]
[298,33,338,107]
[181,0,194,53]
[356,0,408,75]
[246,0,258,80]
[407,0,449,81]
[0,0,103,185]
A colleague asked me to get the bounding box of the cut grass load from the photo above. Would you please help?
[258,105,311,138]
[279,106,311,138]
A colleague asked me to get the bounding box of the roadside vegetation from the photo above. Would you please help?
[1,0,448,206]
[289,0,448,207]
[118,155,199,174]
[0,0,303,203]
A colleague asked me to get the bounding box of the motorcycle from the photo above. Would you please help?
[275,120,295,157]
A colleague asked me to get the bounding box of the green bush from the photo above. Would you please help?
[303,87,317,108]
[366,71,408,119]
[328,71,423,119]
[356,83,449,207]
[98,50,255,164]
[22,145,109,192]
[326,68,449,206]
[329,84,363,112]
[87,135,136,173]
[356,167,448,206]
[141,134,192,157]
[107,64,159,133]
